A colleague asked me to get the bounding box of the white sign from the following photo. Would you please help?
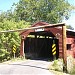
[35,28,44,32]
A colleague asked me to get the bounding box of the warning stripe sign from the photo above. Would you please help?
[52,47,56,52]
[52,44,56,48]
[52,44,56,55]
[13,45,16,53]
[53,51,56,55]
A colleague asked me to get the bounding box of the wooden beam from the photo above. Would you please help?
[62,25,67,72]
[0,23,65,33]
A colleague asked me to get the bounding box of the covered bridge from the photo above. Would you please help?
[20,21,75,59]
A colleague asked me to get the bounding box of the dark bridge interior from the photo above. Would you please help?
[24,31,59,60]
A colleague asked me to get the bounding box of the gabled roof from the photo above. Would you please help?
[20,21,49,35]
[20,21,75,37]
[31,21,49,27]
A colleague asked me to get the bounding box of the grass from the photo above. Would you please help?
[1,56,26,64]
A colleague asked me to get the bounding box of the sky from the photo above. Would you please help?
[0,0,75,29]
[0,0,19,12]
[63,0,75,29]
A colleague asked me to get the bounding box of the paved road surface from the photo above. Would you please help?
[0,60,55,75]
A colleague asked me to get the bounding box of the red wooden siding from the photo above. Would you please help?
[66,37,75,57]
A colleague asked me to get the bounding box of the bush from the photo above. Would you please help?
[48,56,75,74]
[0,49,10,62]
[48,59,63,72]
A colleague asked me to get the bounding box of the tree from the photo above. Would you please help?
[14,0,73,23]
[66,25,74,30]
[0,12,7,22]
[0,19,30,57]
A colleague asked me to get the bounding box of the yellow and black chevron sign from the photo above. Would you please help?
[13,45,16,53]
[52,44,56,55]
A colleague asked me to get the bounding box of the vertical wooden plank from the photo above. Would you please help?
[62,25,67,72]
[23,39,25,57]
[20,38,25,57]
[20,39,23,56]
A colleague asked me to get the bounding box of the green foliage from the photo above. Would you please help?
[0,19,30,57]
[14,0,73,23]
[48,56,75,74]
[48,59,63,72]
[10,56,26,62]
[0,49,10,62]
[66,25,74,30]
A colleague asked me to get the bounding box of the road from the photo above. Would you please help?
[0,60,55,75]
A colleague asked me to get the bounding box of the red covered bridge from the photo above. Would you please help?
[20,21,75,59]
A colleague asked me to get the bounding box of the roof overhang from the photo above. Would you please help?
[20,23,65,35]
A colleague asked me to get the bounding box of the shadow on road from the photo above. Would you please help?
[9,63,49,70]
[29,58,53,61]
